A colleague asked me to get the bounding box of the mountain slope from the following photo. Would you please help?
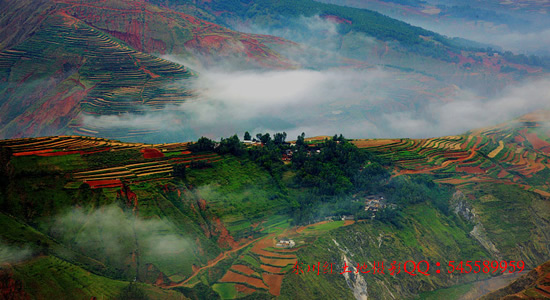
[0,0,296,141]
[1,112,549,299]
[0,11,194,140]
[159,0,547,82]
[481,260,550,299]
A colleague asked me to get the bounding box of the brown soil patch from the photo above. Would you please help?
[525,132,550,150]
[261,265,284,274]
[436,178,469,185]
[352,139,400,148]
[259,257,296,267]
[268,247,303,253]
[515,135,525,143]
[262,273,284,296]
[220,270,268,290]
[253,248,296,258]
[343,220,355,226]
[250,237,275,255]
[213,217,238,249]
[497,169,510,178]
[304,136,332,142]
[235,284,256,295]
[232,265,256,276]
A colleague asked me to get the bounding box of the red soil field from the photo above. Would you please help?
[351,139,400,148]
[250,237,274,254]
[262,273,284,296]
[214,217,239,249]
[252,248,296,259]
[497,169,510,178]
[86,179,123,189]
[259,257,296,267]
[261,265,284,274]
[235,284,256,295]
[515,135,525,143]
[343,220,355,226]
[437,178,469,185]
[265,247,303,253]
[220,270,268,290]
[525,132,550,150]
[232,265,256,276]
[13,149,56,156]
[141,148,164,159]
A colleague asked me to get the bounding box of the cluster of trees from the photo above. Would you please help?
[187,132,451,226]
[501,51,550,69]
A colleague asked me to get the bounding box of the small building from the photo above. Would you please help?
[364,195,386,212]
[341,215,354,221]
[276,238,296,248]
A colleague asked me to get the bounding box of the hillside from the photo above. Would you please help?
[481,260,550,299]
[317,0,550,58]
[159,0,547,85]
[0,0,295,141]
[1,111,549,299]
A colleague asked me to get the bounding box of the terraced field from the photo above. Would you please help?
[0,0,296,141]
[0,11,195,140]
[0,135,219,188]
[205,220,354,298]
[352,111,550,197]
[56,0,294,68]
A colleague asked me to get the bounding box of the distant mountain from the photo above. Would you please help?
[316,0,550,57]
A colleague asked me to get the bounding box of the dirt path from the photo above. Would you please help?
[168,236,263,287]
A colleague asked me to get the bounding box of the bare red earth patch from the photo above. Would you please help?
[497,169,510,178]
[235,284,256,295]
[515,135,525,143]
[232,265,256,276]
[220,270,268,290]
[262,273,284,296]
[456,165,486,174]
[260,265,283,274]
[259,257,296,267]
[141,148,164,159]
[86,179,122,189]
[525,132,550,150]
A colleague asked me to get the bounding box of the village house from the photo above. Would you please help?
[282,149,293,162]
[276,238,296,248]
[341,215,354,221]
[364,195,385,212]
